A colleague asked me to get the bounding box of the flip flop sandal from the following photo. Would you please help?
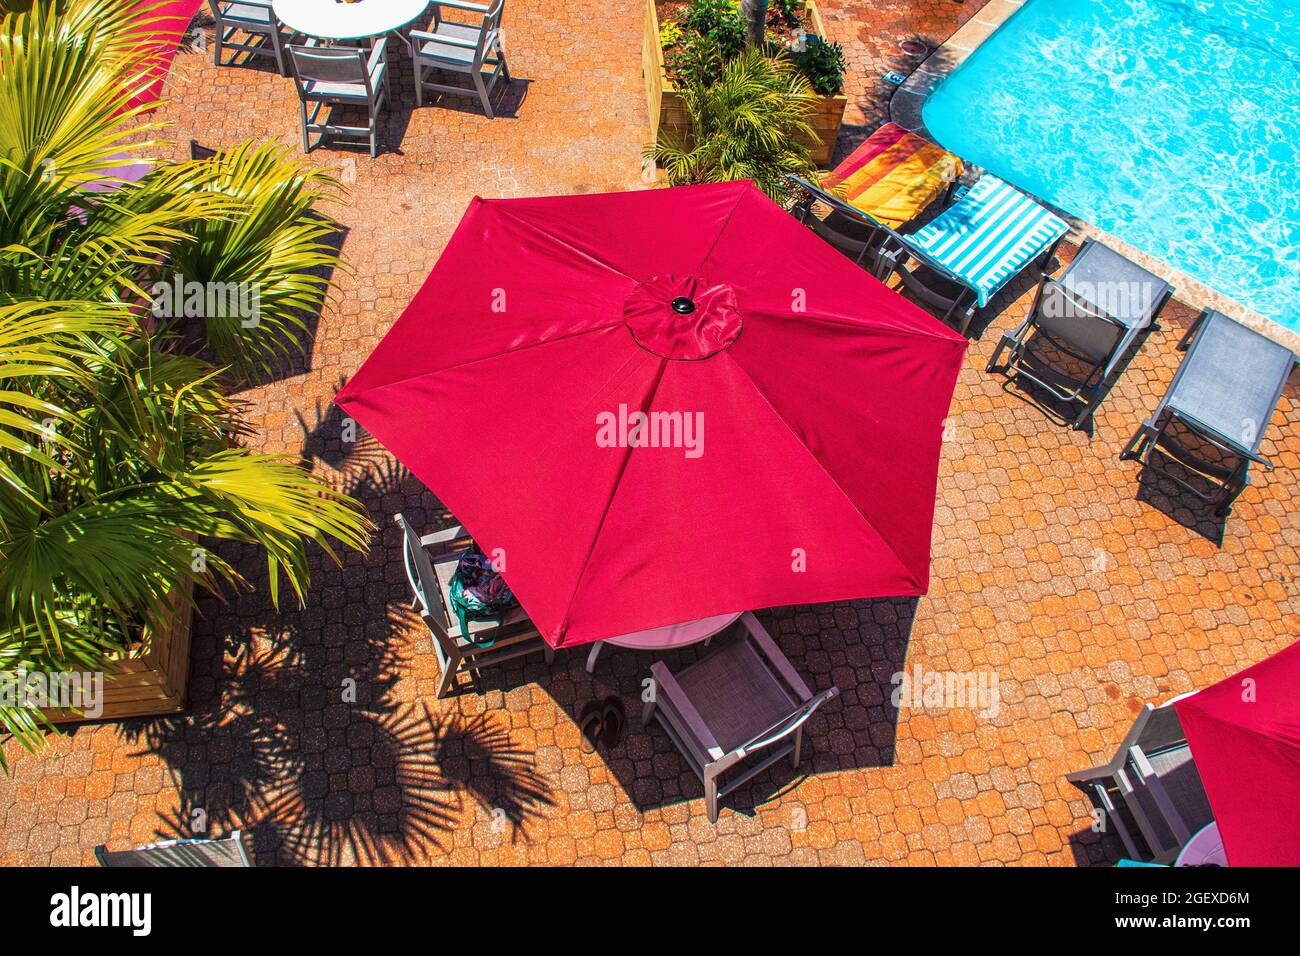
[600,695,626,749]
[577,700,603,754]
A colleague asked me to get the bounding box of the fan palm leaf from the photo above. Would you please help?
[646,49,816,201]
[166,141,346,381]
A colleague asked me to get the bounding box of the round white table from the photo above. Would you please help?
[271,0,429,41]
[1175,822,1227,866]
[585,612,743,673]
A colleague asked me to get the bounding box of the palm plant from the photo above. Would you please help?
[166,141,345,381]
[647,48,818,202]
[0,0,373,768]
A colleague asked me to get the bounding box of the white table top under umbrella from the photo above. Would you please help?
[271,0,429,41]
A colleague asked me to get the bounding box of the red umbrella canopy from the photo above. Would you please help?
[1175,641,1300,866]
[336,181,966,647]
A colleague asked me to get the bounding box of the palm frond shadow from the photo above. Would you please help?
[429,710,555,842]
[112,391,552,863]
[296,379,415,502]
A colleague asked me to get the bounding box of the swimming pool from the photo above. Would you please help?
[922,0,1299,332]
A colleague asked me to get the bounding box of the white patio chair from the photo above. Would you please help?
[395,514,553,699]
[287,41,390,159]
[207,0,293,76]
[406,0,510,117]
[642,612,839,823]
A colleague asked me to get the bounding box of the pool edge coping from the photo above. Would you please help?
[888,0,1300,355]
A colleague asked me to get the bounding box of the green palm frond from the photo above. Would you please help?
[166,141,347,382]
[0,300,130,500]
[648,49,817,201]
[0,1,373,770]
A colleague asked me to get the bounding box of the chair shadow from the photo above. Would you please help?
[1132,450,1229,546]
[414,71,532,119]
[1067,822,1130,867]
[993,322,1160,438]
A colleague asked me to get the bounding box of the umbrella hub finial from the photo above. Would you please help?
[625,275,741,361]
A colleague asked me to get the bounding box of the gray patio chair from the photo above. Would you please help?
[288,41,390,159]
[986,238,1174,429]
[1066,695,1213,863]
[95,830,252,867]
[207,0,294,76]
[1121,308,1296,517]
[785,174,906,279]
[406,0,510,117]
[395,513,553,699]
[642,611,839,823]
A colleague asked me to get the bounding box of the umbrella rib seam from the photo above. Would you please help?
[694,182,751,276]
[487,201,638,283]
[337,324,627,400]
[718,349,924,589]
[552,357,670,643]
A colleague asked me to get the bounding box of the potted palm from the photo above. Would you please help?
[0,0,373,759]
[646,48,818,201]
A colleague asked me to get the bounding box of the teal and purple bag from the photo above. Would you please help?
[449,544,517,648]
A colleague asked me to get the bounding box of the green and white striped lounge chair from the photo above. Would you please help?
[879,175,1069,335]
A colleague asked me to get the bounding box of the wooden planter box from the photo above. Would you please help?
[644,0,847,167]
[44,584,194,724]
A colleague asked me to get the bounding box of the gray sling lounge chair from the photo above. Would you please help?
[1121,308,1296,517]
[395,513,553,698]
[643,612,838,823]
[1066,697,1213,863]
[95,831,252,867]
[987,238,1174,428]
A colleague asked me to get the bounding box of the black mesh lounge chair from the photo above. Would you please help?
[986,238,1174,428]
[1121,309,1297,517]
[95,831,253,867]
[642,612,838,823]
[785,175,903,280]
[1066,698,1213,863]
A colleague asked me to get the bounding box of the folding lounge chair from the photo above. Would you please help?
[642,612,839,823]
[1121,308,1296,517]
[95,830,253,867]
[986,238,1174,428]
[787,123,962,274]
[878,175,1070,335]
[1067,696,1213,863]
[395,514,553,698]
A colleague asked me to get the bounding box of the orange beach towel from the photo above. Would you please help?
[823,123,963,229]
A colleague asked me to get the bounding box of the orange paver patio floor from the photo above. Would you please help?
[0,0,1296,866]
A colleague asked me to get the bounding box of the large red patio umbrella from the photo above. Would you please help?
[336,181,966,647]
[1175,641,1300,866]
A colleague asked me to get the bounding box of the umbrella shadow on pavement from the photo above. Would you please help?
[556,598,920,821]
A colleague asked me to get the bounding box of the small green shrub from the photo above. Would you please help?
[790,34,846,95]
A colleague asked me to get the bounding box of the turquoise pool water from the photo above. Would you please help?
[922,0,1300,331]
